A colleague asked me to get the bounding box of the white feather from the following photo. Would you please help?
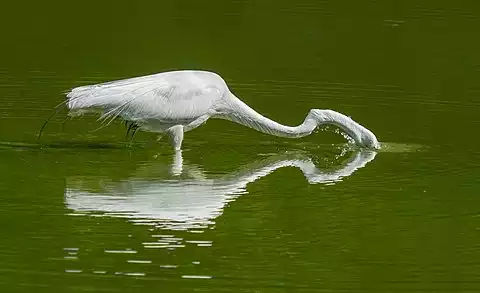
[67,70,226,124]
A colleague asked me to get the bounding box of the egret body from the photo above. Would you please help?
[49,70,380,150]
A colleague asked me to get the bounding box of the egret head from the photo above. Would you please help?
[309,109,380,150]
[356,127,380,150]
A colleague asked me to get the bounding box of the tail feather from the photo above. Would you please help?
[66,85,104,110]
[65,85,120,120]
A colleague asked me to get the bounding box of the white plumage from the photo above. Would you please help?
[60,70,380,150]
[67,70,223,122]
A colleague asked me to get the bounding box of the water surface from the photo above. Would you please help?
[0,0,479,292]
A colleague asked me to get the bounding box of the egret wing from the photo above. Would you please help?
[66,71,226,123]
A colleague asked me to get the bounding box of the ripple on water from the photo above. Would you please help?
[124,272,146,277]
[127,260,152,264]
[181,275,212,279]
[160,265,178,269]
[376,142,427,153]
[143,244,186,249]
[65,269,82,273]
[104,249,137,254]
[63,247,79,252]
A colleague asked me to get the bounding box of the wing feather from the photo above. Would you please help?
[66,70,226,123]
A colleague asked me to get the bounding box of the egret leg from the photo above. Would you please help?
[125,122,136,140]
[167,125,184,151]
[129,125,139,146]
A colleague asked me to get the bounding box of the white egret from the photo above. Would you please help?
[40,70,380,150]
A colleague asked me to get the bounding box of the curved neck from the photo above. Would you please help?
[218,93,378,148]
[218,93,317,138]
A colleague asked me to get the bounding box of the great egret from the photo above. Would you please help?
[41,70,380,150]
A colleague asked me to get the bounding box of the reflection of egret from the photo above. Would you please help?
[40,70,380,150]
[65,149,377,231]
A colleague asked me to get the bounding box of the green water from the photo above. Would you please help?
[1,1,479,292]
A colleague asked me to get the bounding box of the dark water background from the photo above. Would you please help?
[0,1,479,292]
